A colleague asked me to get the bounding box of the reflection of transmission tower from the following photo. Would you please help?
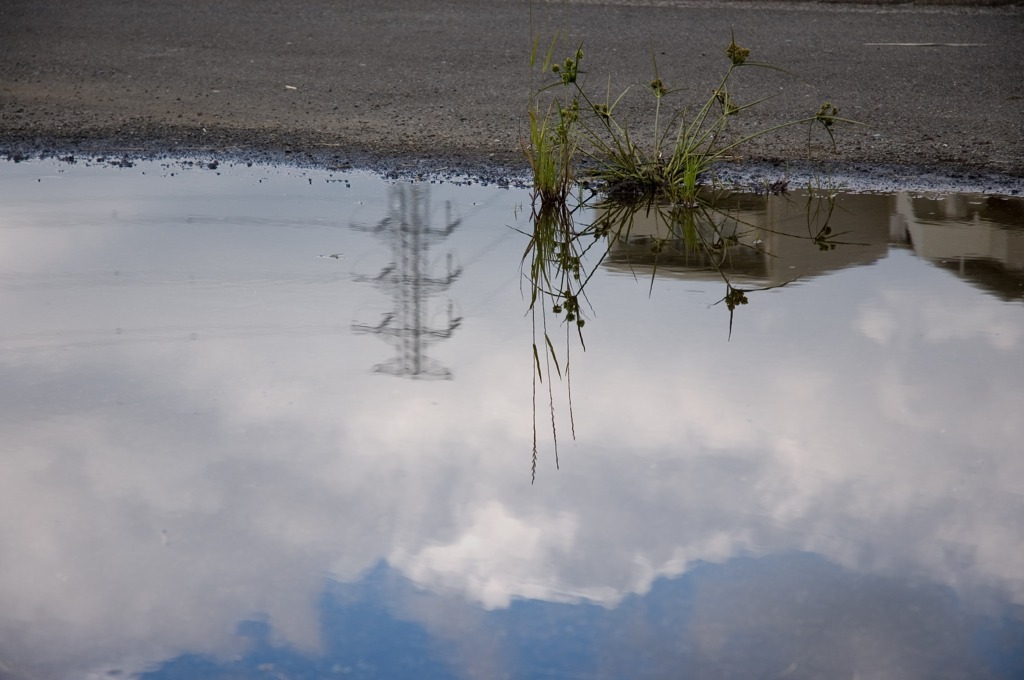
[352,183,463,379]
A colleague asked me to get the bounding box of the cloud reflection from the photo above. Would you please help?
[0,160,1022,678]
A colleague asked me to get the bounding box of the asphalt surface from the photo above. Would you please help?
[1,0,1023,187]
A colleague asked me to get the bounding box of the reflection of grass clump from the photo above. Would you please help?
[521,198,592,483]
[521,178,856,479]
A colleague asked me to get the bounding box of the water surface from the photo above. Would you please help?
[1,158,1022,680]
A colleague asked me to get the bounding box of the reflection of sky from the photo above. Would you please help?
[0,160,1022,679]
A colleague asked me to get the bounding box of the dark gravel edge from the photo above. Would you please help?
[2,125,1022,196]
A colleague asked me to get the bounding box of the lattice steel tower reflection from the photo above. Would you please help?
[352,183,462,379]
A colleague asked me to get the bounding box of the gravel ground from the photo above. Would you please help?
[1,0,1022,192]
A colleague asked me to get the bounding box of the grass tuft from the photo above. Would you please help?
[523,32,863,206]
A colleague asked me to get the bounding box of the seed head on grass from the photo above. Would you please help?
[812,101,842,149]
[715,88,740,115]
[553,49,583,85]
[556,100,580,139]
[726,36,750,65]
[815,101,840,128]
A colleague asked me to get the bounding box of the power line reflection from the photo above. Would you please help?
[352,183,463,379]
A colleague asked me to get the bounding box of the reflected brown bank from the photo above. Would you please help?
[598,190,1023,294]
[529,188,1024,335]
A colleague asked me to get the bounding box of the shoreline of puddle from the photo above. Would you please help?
[2,148,1022,197]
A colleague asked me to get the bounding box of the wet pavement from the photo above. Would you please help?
[1,0,1023,184]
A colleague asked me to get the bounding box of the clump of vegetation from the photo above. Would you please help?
[523,32,859,206]
[523,37,584,209]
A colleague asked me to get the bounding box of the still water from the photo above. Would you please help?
[1,158,1022,680]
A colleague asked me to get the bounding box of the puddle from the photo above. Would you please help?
[1,158,1023,679]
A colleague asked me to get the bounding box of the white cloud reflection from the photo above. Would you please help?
[0,161,1022,678]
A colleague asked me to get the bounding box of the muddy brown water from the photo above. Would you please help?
[1,158,1022,679]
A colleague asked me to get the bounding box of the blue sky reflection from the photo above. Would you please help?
[0,159,1022,679]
